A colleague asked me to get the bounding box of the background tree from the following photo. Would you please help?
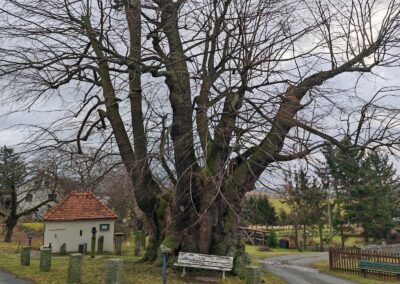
[240,195,277,229]
[344,151,399,243]
[322,141,400,244]
[0,146,53,242]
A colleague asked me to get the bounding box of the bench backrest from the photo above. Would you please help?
[359,260,400,273]
[177,252,234,270]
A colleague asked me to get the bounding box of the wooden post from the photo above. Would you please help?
[160,245,172,284]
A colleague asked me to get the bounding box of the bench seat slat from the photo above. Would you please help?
[174,252,234,275]
[177,253,233,265]
[176,260,233,269]
[359,261,400,274]
[174,263,232,271]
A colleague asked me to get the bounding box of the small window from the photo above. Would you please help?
[48,193,57,202]
[100,224,110,231]
[26,193,33,202]
[80,230,82,236]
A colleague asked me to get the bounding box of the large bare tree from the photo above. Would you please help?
[0,0,400,269]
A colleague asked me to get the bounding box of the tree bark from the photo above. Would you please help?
[318,219,324,252]
[4,186,17,243]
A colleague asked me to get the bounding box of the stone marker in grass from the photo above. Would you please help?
[115,233,123,255]
[60,243,67,256]
[105,259,123,284]
[97,236,104,254]
[245,266,261,284]
[134,231,142,256]
[20,246,31,266]
[67,253,83,283]
[40,247,52,272]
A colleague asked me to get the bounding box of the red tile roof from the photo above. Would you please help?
[43,191,117,221]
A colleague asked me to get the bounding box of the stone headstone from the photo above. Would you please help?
[60,243,67,256]
[134,231,142,256]
[115,233,123,255]
[40,247,52,272]
[20,246,31,266]
[97,236,104,254]
[105,259,123,284]
[90,236,96,258]
[245,266,261,284]
[67,253,83,283]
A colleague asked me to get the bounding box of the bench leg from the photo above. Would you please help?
[181,267,186,277]
[362,269,367,278]
[222,271,225,279]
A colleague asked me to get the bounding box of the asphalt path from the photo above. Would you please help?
[0,270,32,284]
[262,252,357,284]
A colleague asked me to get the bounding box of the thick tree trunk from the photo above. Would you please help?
[340,225,345,248]
[318,220,324,252]
[4,215,17,243]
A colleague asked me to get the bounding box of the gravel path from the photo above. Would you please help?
[0,269,32,284]
[262,252,357,284]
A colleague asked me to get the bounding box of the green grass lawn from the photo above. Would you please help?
[245,245,308,259]
[312,261,389,284]
[0,239,293,283]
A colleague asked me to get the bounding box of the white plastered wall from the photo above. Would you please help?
[43,219,115,253]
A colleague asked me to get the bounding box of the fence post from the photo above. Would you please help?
[160,245,172,284]
[329,247,332,270]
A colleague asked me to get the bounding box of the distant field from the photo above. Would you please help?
[21,222,44,233]
[270,198,290,213]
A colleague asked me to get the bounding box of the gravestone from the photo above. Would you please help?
[97,236,104,254]
[134,231,142,256]
[245,266,261,284]
[60,243,67,256]
[20,246,31,266]
[40,247,52,272]
[105,259,123,284]
[67,253,83,283]
[115,233,123,255]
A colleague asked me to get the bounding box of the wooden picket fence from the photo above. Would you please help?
[329,246,400,281]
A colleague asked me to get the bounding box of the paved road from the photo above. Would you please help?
[0,270,32,284]
[262,252,356,284]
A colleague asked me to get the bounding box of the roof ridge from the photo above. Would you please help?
[43,191,117,221]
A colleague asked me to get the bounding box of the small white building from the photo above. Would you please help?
[43,191,118,253]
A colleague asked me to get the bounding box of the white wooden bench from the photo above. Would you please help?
[174,252,234,279]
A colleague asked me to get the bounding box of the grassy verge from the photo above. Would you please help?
[312,261,388,284]
[0,249,246,284]
[0,236,298,283]
[245,245,311,259]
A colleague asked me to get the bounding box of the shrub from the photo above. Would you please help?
[267,231,278,248]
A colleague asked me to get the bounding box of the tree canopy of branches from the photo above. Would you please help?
[0,0,400,269]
